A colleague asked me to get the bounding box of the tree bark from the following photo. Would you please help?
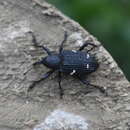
[0,0,130,129]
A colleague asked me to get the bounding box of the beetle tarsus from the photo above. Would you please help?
[28,82,37,92]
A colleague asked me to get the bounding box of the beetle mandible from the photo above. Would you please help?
[27,31,105,98]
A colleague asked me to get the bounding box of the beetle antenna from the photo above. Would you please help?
[28,31,52,55]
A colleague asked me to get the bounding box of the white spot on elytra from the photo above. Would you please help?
[87,54,90,59]
[34,109,88,130]
[70,70,76,75]
[72,50,77,53]
[86,64,89,69]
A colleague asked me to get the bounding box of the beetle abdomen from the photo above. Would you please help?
[61,50,99,75]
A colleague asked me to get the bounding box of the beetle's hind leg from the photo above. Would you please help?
[79,42,97,52]
[78,76,106,94]
[28,31,51,55]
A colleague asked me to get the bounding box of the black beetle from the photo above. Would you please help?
[27,31,105,98]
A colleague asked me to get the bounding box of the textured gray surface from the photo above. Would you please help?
[0,0,130,130]
[34,109,88,130]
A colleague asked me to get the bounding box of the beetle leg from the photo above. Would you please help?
[28,70,55,92]
[78,76,106,94]
[59,31,68,53]
[58,71,64,99]
[79,42,97,52]
[28,31,51,55]
[32,60,44,66]
[23,60,45,75]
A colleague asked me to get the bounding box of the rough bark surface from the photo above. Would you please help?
[0,0,130,130]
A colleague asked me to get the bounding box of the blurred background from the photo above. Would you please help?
[47,0,130,80]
